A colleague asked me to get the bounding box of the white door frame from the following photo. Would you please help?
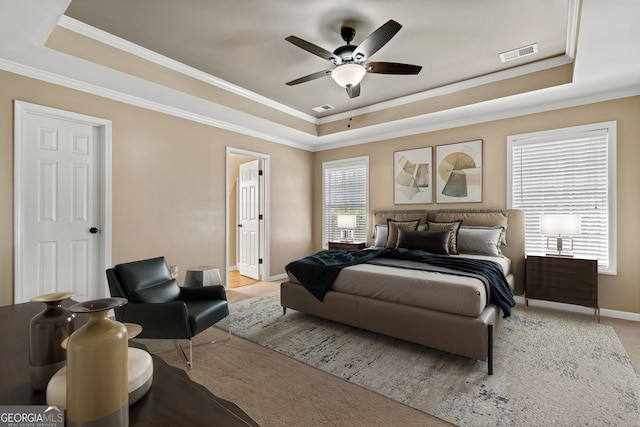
[14,100,112,302]
[225,147,269,287]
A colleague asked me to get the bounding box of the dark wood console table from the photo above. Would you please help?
[0,301,259,426]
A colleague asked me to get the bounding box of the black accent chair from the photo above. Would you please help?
[106,256,230,367]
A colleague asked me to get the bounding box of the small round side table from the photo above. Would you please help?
[183,265,222,287]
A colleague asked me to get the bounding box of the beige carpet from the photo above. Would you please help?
[149,284,640,426]
[147,283,450,426]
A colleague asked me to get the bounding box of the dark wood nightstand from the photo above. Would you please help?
[328,241,367,250]
[525,255,599,320]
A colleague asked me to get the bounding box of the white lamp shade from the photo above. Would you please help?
[337,215,357,229]
[331,64,366,88]
[540,214,580,235]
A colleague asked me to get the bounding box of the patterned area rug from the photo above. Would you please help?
[225,292,640,427]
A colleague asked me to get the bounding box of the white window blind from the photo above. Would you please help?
[322,156,369,247]
[508,122,616,274]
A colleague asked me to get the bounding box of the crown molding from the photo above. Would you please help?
[315,55,573,125]
[3,49,639,154]
[0,56,317,151]
[59,7,578,128]
[318,0,581,125]
[56,0,581,128]
[58,15,319,125]
[2,0,639,153]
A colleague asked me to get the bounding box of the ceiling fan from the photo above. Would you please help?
[285,19,422,98]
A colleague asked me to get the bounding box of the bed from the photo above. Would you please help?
[281,209,525,374]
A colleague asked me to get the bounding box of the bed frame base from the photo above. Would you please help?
[281,281,501,375]
[488,322,494,375]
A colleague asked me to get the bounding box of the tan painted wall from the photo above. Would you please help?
[2,66,638,315]
[313,96,640,314]
[0,69,313,306]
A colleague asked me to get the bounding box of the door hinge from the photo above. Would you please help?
[259,214,263,220]
[258,258,263,264]
[258,169,263,176]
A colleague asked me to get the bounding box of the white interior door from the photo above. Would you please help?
[238,159,260,280]
[15,102,110,303]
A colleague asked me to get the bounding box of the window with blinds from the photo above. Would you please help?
[322,156,369,247]
[507,122,617,274]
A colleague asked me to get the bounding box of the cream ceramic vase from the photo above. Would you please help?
[67,298,129,427]
[29,292,76,390]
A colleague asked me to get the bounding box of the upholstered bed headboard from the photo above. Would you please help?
[369,209,525,296]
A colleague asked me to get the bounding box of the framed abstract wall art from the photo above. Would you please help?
[394,147,433,204]
[435,140,483,203]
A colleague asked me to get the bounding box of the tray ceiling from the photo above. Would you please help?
[64,0,572,118]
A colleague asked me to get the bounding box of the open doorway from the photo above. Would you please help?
[226,147,269,289]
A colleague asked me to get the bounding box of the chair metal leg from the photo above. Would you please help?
[174,339,192,368]
[224,315,232,340]
[202,315,232,347]
[487,322,494,376]
[172,316,232,369]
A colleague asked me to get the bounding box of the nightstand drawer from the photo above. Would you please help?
[526,285,597,308]
[328,241,366,250]
[525,255,598,309]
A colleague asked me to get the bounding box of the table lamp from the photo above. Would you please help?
[540,214,580,257]
[337,215,357,242]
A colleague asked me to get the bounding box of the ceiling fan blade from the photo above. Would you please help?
[346,84,361,98]
[285,36,342,64]
[365,62,422,75]
[352,20,402,61]
[286,69,332,86]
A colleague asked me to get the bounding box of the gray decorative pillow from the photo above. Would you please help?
[457,226,507,256]
[395,229,451,254]
[385,219,420,249]
[427,220,462,255]
[435,212,509,244]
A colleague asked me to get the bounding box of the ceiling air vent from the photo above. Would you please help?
[499,43,538,63]
[312,104,335,113]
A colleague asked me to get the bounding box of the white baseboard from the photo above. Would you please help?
[229,266,285,282]
[514,296,640,322]
[268,273,288,282]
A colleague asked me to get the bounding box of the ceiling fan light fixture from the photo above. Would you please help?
[331,63,366,88]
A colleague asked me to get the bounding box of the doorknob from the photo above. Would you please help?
[89,227,99,234]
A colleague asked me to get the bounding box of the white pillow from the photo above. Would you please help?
[457,226,507,256]
[373,224,389,247]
